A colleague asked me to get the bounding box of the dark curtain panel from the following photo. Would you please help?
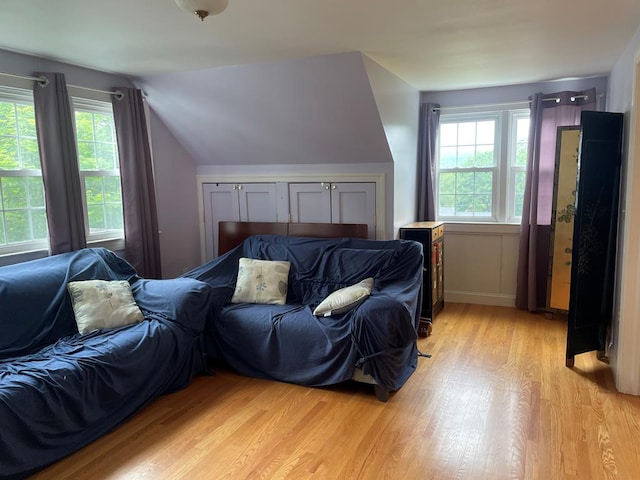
[417,103,440,221]
[33,72,86,254]
[516,89,596,311]
[112,88,162,279]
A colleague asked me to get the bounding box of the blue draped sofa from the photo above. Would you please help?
[0,248,212,479]
[185,234,424,401]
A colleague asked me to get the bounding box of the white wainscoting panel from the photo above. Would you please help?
[443,223,520,307]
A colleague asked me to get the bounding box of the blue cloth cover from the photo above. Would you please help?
[0,248,212,479]
[184,235,423,392]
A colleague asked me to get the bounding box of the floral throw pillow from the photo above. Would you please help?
[313,277,374,317]
[231,258,291,305]
[67,280,144,334]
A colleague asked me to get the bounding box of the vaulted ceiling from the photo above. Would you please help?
[2,0,639,91]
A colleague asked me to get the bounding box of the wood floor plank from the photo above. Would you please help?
[28,303,640,479]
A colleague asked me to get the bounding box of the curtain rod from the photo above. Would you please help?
[433,100,529,112]
[0,71,123,100]
[432,93,603,112]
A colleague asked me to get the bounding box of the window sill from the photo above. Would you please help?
[0,248,49,268]
[442,222,520,235]
[88,237,125,253]
[0,238,125,268]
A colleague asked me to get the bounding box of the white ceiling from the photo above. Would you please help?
[2,0,640,91]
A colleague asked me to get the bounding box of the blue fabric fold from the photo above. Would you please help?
[184,235,423,392]
[0,248,212,479]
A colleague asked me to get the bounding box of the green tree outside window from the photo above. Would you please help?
[0,96,47,247]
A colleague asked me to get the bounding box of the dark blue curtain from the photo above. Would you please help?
[417,103,440,221]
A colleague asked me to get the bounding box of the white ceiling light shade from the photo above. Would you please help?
[175,0,229,21]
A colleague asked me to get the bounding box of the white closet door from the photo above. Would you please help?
[238,183,278,222]
[204,181,376,260]
[288,183,332,223]
[330,182,376,239]
[202,183,240,261]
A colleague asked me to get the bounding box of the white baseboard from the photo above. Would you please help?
[445,290,516,307]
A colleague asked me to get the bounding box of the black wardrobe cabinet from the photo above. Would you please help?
[399,221,444,338]
[566,111,623,367]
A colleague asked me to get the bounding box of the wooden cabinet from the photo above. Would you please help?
[288,182,376,239]
[399,221,444,337]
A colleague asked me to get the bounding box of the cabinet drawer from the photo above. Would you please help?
[431,225,444,241]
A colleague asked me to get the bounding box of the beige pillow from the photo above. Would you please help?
[67,280,144,334]
[313,277,374,317]
[231,258,291,305]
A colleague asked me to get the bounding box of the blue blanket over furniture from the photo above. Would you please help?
[184,235,423,394]
[0,248,212,479]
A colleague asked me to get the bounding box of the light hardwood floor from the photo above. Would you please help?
[31,303,640,480]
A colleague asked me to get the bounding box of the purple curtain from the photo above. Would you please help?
[112,88,162,279]
[417,103,440,221]
[33,72,86,254]
[516,89,596,311]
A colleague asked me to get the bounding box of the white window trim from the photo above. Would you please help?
[79,169,125,243]
[437,111,502,222]
[436,107,530,224]
[0,85,49,257]
[87,236,125,252]
[507,110,530,223]
[71,96,124,245]
[0,83,126,263]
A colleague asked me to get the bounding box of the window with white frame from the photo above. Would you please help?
[510,112,530,220]
[72,98,124,243]
[436,108,529,223]
[0,86,48,254]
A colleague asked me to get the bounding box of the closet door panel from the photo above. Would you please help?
[330,182,376,239]
[288,183,331,223]
[202,183,240,261]
[238,184,278,222]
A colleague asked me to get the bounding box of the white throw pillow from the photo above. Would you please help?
[313,277,374,317]
[231,258,291,305]
[67,280,144,334]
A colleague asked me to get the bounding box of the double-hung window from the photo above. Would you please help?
[0,84,125,259]
[72,98,124,244]
[0,86,48,254]
[436,108,530,223]
[509,111,530,220]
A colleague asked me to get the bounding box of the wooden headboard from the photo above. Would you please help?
[218,221,369,256]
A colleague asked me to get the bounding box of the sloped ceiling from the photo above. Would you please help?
[4,1,639,171]
[138,52,394,166]
[1,0,639,91]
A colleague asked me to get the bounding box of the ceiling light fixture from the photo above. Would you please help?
[174,0,229,21]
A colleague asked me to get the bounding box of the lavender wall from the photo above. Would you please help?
[421,76,608,109]
[362,56,420,237]
[419,74,610,310]
[139,51,400,242]
[605,23,640,395]
[137,52,393,167]
[0,48,408,270]
[0,49,135,267]
[147,109,201,278]
[608,25,640,113]
[0,48,133,91]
